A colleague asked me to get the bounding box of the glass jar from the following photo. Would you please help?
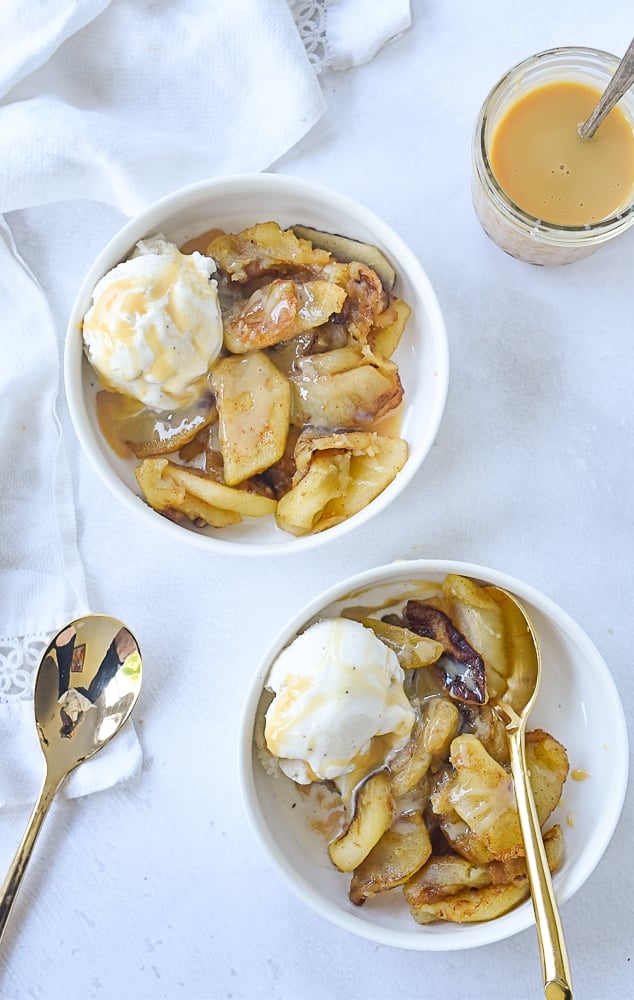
[472,47,634,265]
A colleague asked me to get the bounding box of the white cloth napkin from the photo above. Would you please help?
[0,219,142,807]
[0,0,410,808]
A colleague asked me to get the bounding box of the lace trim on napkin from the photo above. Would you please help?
[0,634,50,704]
[288,0,329,72]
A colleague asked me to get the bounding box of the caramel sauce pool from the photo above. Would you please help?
[490,80,634,226]
[179,228,224,255]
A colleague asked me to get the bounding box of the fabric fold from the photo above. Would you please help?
[0,220,146,807]
[0,0,326,216]
[0,219,88,641]
[0,0,110,99]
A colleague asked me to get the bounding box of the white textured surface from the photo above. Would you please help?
[1,2,633,998]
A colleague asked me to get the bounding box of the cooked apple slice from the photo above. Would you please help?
[289,351,403,429]
[349,812,432,905]
[209,221,332,282]
[328,773,396,872]
[291,224,396,291]
[223,278,346,354]
[371,298,411,358]
[275,430,407,536]
[211,351,291,486]
[135,457,277,527]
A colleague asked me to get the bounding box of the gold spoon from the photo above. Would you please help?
[578,37,634,139]
[486,586,572,1000]
[0,615,142,945]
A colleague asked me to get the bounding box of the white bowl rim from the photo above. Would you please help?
[63,172,449,556]
[238,557,629,951]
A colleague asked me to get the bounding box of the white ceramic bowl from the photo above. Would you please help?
[64,174,449,555]
[239,558,629,951]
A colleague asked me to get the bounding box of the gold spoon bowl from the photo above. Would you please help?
[0,614,142,946]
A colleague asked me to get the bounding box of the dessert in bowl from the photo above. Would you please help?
[239,559,628,950]
[64,174,448,555]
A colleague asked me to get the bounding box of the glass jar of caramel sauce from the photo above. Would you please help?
[472,47,634,264]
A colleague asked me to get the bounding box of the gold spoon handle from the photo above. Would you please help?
[578,37,634,139]
[507,728,573,1000]
[0,772,62,946]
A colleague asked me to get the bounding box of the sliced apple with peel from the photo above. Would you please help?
[291,224,396,291]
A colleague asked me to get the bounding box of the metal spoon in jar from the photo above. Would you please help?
[578,37,634,139]
[487,586,573,1000]
[0,615,142,946]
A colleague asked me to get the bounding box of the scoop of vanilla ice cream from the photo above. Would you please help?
[264,618,415,784]
[82,235,223,411]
